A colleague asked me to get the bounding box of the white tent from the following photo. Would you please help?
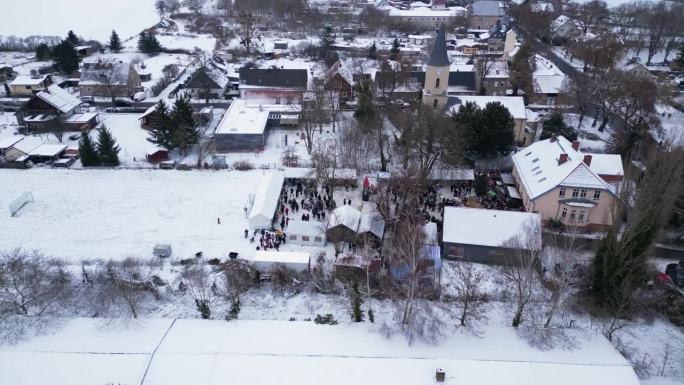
[248,172,285,229]
[287,220,326,246]
[252,250,310,272]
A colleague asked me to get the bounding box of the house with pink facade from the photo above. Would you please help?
[511,135,624,230]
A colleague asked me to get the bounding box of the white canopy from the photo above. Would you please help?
[248,172,285,229]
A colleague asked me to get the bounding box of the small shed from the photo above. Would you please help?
[442,207,542,265]
[153,244,172,258]
[248,172,285,229]
[287,220,326,246]
[357,208,385,248]
[252,250,310,273]
[326,205,361,244]
[146,148,170,163]
[27,144,67,164]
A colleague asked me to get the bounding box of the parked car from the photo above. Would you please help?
[114,99,132,107]
[159,160,177,169]
[68,133,81,141]
[133,92,146,102]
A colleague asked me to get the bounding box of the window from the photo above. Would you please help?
[593,190,601,200]
[569,210,576,221]
[433,99,438,108]
[580,189,587,199]
[578,210,586,222]
[289,235,297,241]
[435,78,440,88]
[26,86,32,90]
[302,236,310,242]
[561,207,567,219]
[314,236,322,242]
[572,189,579,198]
[559,187,566,197]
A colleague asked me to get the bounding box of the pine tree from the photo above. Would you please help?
[540,112,577,141]
[52,40,80,74]
[79,132,100,167]
[391,38,400,55]
[109,30,123,52]
[455,101,514,158]
[350,280,364,322]
[66,30,79,46]
[367,42,377,59]
[96,125,121,167]
[146,100,175,150]
[171,97,199,154]
[319,25,335,54]
[35,44,51,61]
[137,32,163,54]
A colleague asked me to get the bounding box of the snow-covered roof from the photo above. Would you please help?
[483,60,509,78]
[449,95,526,120]
[248,172,285,229]
[64,112,98,123]
[551,15,572,31]
[35,85,82,114]
[8,136,43,154]
[430,168,475,181]
[252,250,310,266]
[328,205,362,231]
[0,135,24,150]
[533,55,566,95]
[215,99,270,135]
[443,207,542,250]
[388,6,467,17]
[531,1,554,12]
[585,154,624,177]
[282,167,357,180]
[286,220,326,237]
[9,74,49,86]
[511,136,621,200]
[424,221,439,245]
[28,143,67,157]
[358,207,385,239]
[471,0,502,16]
[0,318,640,385]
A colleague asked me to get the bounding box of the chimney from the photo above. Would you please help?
[558,153,568,165]
[436,368,446,383]
[572,141,580,151]
[583,155,592,167]
[549,134,557,143]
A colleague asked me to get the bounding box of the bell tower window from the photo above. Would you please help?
[435,78,440,88]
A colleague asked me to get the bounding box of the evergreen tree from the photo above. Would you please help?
[319,25,335,54]
[455,101,514,158]
[52,40,80,74]
[354,78,376,119]
[79,132,100,167]
[66,30,80,46]
[109,30,123,53]
[137,32,163,54]
[195,299,211,319]
[540,112,577,141]
[390,38,400,57]
[96,125,121,167]
[226,298,240,321]
[146,100,175,150]
[676,47,684,70]
[367,42,377,59]
[350,280,364,322]
[35,44,51,61]
[171,97,199,154]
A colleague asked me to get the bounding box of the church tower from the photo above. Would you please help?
[422,26,450,109]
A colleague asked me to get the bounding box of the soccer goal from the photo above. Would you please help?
[9,191,34,217]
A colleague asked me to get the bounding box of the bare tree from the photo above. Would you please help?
[0,249,73,318]
[181,264,214,319]
[237,12,258,54]
[501,221,542,328]
[89,259,153,319]
[642,2,669,66]
[311,140,340,189]
[568,0,609,35]
[442,262,488,330]
[218,259,255,313]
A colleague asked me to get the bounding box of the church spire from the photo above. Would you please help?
[427,25,449,67]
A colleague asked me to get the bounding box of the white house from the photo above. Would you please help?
[287,220,326,247]
[252,250,311,273]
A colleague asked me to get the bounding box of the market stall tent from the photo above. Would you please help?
[287,220,326,246]
[248,172,285,229]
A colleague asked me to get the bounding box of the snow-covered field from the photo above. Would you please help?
[0,169,266,261]
[0,317,643,385]
[564,113,614,152]
[1,0,159,41]
[654,103,684,146]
